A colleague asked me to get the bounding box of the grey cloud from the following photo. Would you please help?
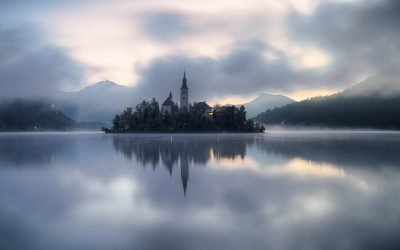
[133,41,322,102]
[0,27,84,98]
[287,0,400,85]
[138,11,197,42]
[133,0,400,101]
[136,9,242,43]
[0,0,110,10]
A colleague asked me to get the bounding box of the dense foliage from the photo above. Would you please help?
[108,98,264,133]
[255,94,400,129]
[0,99,76,131]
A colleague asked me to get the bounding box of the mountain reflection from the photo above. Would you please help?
[112,135,254,194]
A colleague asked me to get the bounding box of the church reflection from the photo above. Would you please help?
[112,135,254,195]
[112,133,400,195]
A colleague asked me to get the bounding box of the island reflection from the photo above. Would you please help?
[112,134,253,195]
[111,132,400,196]
[1,132,400,249]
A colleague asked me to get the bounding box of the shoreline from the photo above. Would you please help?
[104,131,265,134]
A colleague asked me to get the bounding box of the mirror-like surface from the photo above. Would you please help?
[1,132,400,250]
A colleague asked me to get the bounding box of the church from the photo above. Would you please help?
[161,72,212,117]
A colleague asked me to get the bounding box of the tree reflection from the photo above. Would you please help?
[112,135,254,195]
[112,133,400,195]
[0,134,75,167]
[254,133,400,169]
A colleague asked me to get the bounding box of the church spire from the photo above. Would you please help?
[181,71,188,90]
[169,91,172,98]
[181,157,189,197]
[180,71,189,112]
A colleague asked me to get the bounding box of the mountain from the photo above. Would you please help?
[0,99,76,131]
[343,69,400,97]
[57,80,134,123]
[242,93,294,118]
[254,70,400,129]
[76,80,127,95]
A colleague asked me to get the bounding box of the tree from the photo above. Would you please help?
[112,115,121,132]
[110,100,264,133]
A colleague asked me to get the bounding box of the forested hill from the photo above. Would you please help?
[254,94,400,129]
[0,99,76,131]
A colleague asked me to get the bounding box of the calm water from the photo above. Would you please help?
[1,131,400,250]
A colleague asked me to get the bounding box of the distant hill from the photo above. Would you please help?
[77,80,127,95]
[0,99,76,131]
[242,93,294,118]
[254,70,400,129]
[343,69,400,97]
[57,80,134,123]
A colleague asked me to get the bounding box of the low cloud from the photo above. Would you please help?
[0,26,84,98]
[287,0,400,85]
[133,40,322,102]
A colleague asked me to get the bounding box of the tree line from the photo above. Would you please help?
[254,94,400,129]
[107,98,265,133]
[0,99,76,131]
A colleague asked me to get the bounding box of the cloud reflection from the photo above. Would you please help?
[1,132,400,249]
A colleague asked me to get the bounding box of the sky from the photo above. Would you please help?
[0,0,400,103]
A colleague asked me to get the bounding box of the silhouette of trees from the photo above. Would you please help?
[0,99,76,131]
[109,100,265,133]
[255,95,400,129]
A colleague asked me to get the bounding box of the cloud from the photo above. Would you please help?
[133,40,323,102]
[130,0,400,102]
[2,0,400,102]
[0,26,84,98]
[138,11,197,42]
[287,0,400,85]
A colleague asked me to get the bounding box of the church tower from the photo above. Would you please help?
[180,71,189,112]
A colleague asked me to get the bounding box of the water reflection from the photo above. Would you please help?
[0,133,75,167]
[255,132,400,169]
[1,132,400,250]
[112,132,400,196]
[112,135,253,195]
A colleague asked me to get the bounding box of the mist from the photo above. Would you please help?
[0,27,84,99]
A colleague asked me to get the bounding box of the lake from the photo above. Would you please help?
[1,131,400,250]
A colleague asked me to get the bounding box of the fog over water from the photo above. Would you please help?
[1,132,400,250]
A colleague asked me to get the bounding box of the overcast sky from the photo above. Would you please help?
[0,0,399,102]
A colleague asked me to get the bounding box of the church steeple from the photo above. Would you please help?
[181,71,188,90]
[180,71,189,112]
[181,156,189,197]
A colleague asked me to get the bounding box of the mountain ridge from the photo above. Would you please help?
[57,80,134,123]
[254,70,400,129]
[242,93,294,118]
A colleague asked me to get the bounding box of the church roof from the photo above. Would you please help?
[162,92,174,106]
[194,101,212,109]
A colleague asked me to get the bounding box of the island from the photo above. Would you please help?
[105,72,264,133]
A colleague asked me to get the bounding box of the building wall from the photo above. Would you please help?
[180,88,189,112]
[161,105,172,114]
